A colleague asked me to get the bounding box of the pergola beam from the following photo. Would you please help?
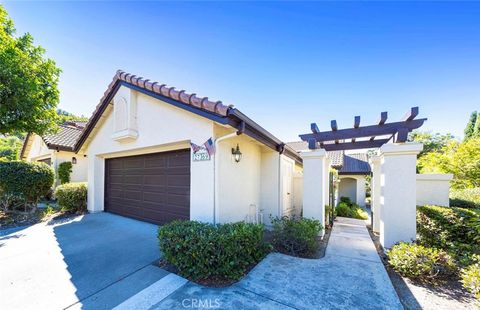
[403,107,419,121]
[299,118,426,143]
[311,123,320,134]
[352,116,360,142]
[321,139,390,151]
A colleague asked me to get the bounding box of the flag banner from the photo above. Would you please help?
[203,137,216,156]
[190,142,202,153]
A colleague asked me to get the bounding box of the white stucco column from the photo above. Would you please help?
[369,155,381,233]
[301,149,328,235]
[87,155,105,213]
[379,143,423,248]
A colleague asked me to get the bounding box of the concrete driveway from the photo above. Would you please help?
[0,213,168,310]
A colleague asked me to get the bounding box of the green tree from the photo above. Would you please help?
[0,5,61,135]
[0,135,22,160]
[418,138,480,189]
[56,109,88,125]
[464,111,478,140]
[474,113,480,138]
[409,131,454,157]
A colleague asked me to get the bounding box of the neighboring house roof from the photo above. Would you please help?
[20,123,84,158]
[286,141,371,175]
[75,70,302,164]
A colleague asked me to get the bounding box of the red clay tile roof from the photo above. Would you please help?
[117,70,232,116]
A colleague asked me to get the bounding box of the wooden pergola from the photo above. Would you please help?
[299,107,427,151]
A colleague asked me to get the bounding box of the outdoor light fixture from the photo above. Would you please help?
[72,157,77,164]
[231,144,242,163]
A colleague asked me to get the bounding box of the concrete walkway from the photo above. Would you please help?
[126,217,403,309]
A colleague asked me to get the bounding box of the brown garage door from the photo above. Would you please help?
[105,149,190,224]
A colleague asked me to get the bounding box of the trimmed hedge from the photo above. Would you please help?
[450,188,480,209]
[158,221,268,281]
[417,205,480,264]
[0,161,54,209]
[271,216,322,257]
[388,243,456,281]
[54,182,87,213]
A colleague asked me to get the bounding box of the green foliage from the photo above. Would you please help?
[0,161,54,211]
[335,199,369,220]
[57,161,72,184]
[56,109,88,125]
[158,221,268,281]
[417,205,480,264]
[450,188,480,209]
[461,256,480,300]
[388,243,456,281]
[54,182,87,213]
[271,216,322,257]
[0,136,22,160]
[465,111,478,140]
[418,138,480,189]
[409,131,454,158]
[0,5,61,135]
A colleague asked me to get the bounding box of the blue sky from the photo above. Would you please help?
[4,1,480,141]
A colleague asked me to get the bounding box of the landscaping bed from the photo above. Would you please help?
[157,216,329,287]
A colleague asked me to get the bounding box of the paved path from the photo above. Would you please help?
[124,217,403,310]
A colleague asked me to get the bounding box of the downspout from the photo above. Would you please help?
[277,144,285,218]
[213,121,245,224]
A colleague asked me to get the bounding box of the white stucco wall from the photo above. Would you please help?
[217,134,262,223]
[292,172,303,217]
[54,152,88,183]
[25,135,53,161]
[416,174,453,207]
[338,175,366,207]
[281,156,296,217]
[260,150,280,224]
[85,86,215,223]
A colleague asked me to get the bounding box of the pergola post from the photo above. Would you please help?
[369,155,381,233]
[301,149,328,236]
[379,143,423,248]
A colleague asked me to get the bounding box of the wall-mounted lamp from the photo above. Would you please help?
[72,157,77,164]
[231,144,242,163]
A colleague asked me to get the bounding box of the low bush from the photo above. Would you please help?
[271,216,322,257]
[450,188,480,209]
[54,182,87,213]
[417,205,480,264]
[339,196,352,205]
[388,243,456,281]
[461,256,480,300]
[58,161,73,184]
[335,201,368,220]
[0,161,54,212]
[158,221,268,281]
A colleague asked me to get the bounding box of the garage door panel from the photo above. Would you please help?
[105,149,190,225]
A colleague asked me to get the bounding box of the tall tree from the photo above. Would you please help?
[474,113,480,138]
[464,111,478,140]
[0,5,61,135]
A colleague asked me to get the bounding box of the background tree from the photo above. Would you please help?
[57,109,88,125]
[0,135,22,160]
[464,111,478,140]
[474,113,480,138]
[0,5,61,135]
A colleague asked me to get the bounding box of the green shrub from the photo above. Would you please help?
[388,243,456,281]
[335,202,368,220]
[417,205,480,264]
[0,161,54,210]
[450,188,480,209]
[461,256,480,300]
[54,182,87,213]
[158,221,268,281]
[271,216,322,257]
[58,161,72,184]
[339,196,352,205]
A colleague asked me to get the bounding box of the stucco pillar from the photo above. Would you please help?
[87,155,105,213]
[369,155,381,233]
[301,149,328,235]
[379,143,423,248]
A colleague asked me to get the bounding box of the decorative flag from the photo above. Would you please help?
[203,137,216,156]
[190,142,202,153]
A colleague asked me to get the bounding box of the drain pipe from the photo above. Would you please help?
[213,122,245,224]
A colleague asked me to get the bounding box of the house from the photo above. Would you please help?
[287,141,371,207]
[73,70,303,225]
[20,122,88,183]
